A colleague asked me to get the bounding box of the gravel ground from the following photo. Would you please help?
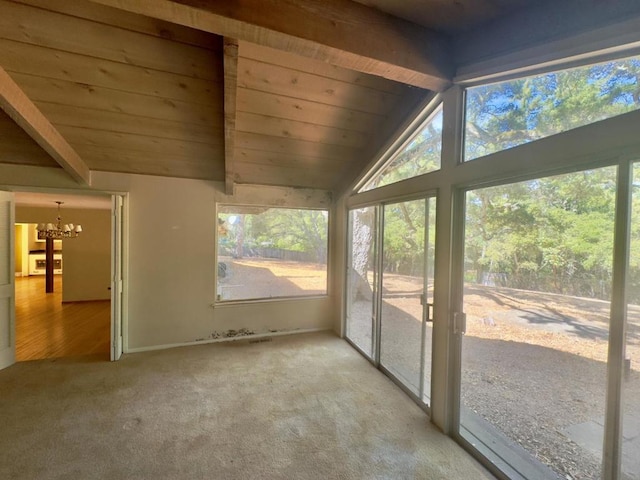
[348,278,640,480]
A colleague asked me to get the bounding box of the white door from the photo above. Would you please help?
[0,191,15,370]
[110,195,123,361]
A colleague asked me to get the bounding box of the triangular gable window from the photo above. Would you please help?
[360,104,442,192]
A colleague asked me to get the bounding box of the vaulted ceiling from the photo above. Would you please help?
[1,0,639,194]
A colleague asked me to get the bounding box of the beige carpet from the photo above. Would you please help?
[0,332,492,479]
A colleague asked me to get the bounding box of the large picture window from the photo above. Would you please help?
[217,206,328,301]
[460,167,616,478]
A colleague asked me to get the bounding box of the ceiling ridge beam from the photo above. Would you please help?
[223,37,239,196]
[88,0,453,91]
[0,67,91,185]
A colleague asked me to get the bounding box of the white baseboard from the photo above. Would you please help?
[125,328,331,354]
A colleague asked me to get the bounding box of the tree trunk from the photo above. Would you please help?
[234,215,244,259]
[351,209,374,301]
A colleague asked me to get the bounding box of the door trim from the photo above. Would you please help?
[0,190,15,371]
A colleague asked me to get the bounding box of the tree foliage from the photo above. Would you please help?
[463,58,640,301]
[219,208,328,263]
[363,107,442,191]
[465,168,618,299]
[465,58,640,160]
[382,199,436,277]
[352,56,640,302]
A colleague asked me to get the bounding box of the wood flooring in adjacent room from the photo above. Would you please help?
[15,275,110,361]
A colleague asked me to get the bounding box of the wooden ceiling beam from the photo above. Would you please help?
[0,67,90,185]
[88,0,453,91]
[223,37,238,196]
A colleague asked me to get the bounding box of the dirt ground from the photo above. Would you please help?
[348,273,640,480]
[220,258,639,480]
[217,257,327,301]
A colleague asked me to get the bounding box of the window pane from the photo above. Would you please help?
[460,168,616,479]
[360,105,442,192]
[623,164,640,479]
[465,57,640,161]
[380,199,427,397]
[378,197,436,404]
[346,207,376,358]
[217,206,328,301]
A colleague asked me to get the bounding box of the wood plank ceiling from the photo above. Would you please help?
[352,0,538,34]
[0,0,568,192]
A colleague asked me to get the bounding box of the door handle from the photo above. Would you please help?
[421,298,434,323]
[426,302,434,323]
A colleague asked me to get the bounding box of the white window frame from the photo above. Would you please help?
[215,203,330,304]
[352,94,444,194]
[344,47,640,480]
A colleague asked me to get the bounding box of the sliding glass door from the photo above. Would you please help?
[346,197,435,405]
[622,163,640,480]
[379,198,434,400]
[346,207,377,359]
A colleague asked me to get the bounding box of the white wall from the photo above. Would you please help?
[91,172,335,350]
[4,167,336,351]
[15,206,111,302]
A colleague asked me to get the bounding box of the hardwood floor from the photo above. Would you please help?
[15,275,111,361]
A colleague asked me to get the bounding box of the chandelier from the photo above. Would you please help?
[36,201,83,239]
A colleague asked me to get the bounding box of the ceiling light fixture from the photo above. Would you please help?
[36,201,82,239]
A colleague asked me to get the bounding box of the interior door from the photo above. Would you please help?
[0,190,15,370]
[379,198,434,400]
[110,194,123,361]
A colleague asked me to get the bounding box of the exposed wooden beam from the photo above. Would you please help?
[0,67,90,184]
[223,37,239,196]
[88,0,453,91]
[0,110,59,167]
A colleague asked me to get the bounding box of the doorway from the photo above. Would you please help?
[13,192,119,362]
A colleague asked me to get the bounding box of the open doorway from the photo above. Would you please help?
[13,192,113,362]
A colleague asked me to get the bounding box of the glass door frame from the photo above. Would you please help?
[344,205,380,363]
[345,191,437,411]
[449,161,634,480]
[345,77,640,480]
[604,159,632,480]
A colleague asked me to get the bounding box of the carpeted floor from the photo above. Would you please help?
[0,332,493,479]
